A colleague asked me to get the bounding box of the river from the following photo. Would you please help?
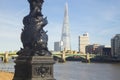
[0,61,120,80]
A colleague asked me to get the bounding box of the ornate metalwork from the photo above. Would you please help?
[17,0,51,56]
[35,65,49,78]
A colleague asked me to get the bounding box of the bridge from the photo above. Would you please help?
[0,51,18,63]
[52,51,96,62]
[0,50,96,63]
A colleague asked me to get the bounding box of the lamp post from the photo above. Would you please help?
[13,0,55,80]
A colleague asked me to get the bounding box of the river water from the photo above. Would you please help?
[0,61,120,80]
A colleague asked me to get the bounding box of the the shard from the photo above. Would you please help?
[61,2,71,51]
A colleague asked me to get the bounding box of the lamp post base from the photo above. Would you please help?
[13,56,55,80]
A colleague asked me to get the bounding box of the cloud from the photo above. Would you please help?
[45,22,62,50]
[0,28,21,51]
[0,0,120,51]
[0,13,22,27]
[99,6,120,21]
[100,26,120,36]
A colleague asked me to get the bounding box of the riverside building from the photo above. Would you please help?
[111,34,120,56]
[60,2,71,51]
[54,42,61,51]
[78,33,89,54]
[86,44,104,55]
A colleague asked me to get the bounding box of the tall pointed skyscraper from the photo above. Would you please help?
[61,2,71,51]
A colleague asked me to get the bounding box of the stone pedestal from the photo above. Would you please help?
[13,56,55,80]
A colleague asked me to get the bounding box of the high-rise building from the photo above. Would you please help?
[111,34,120,56]
[54,42,61,51]
[78,33,89,54]
[61,2,71,51]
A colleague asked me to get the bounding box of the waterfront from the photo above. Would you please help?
[0,61,120,80]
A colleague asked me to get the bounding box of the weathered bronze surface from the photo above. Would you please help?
[17,0,51,56]
[13,0,55,80]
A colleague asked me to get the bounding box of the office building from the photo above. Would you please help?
[102,47,111,56]
[111,34,120,56]
[61,2,71,51]
[54,42,61,51]
[79,33,89,54]
[86,44,104,55]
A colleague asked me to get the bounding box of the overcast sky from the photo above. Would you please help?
[0,0,120,51]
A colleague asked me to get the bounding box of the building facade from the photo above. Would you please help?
[111,34,120,56]
[102,47,111,56]
[86,44,104,55]
[54,42,61,51]
[79,33,89,54]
